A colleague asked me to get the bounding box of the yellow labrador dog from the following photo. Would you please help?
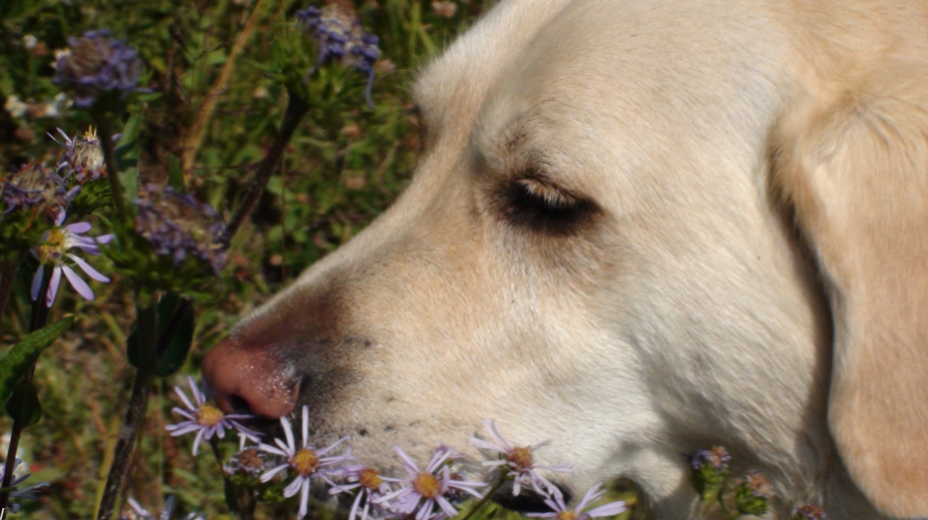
[203,0,928,518]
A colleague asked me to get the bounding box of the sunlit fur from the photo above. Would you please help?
[205,1,928,518]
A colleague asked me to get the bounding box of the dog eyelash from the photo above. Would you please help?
[497,176,596,234]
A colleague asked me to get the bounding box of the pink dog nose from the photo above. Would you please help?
[202,337,299,419]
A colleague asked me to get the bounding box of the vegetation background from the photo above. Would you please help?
[0,0,520,517]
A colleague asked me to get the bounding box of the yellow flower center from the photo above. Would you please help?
[557,511,579,520]
[197,403,224,427]
[358,467,383,490]
[413,472,441,499]
[507,446,534,470]
[37,229,67,264]
[291,448,320,476]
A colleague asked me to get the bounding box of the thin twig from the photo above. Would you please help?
[182,0,270,173]
[219,92,309,245]
[458,476,507,520]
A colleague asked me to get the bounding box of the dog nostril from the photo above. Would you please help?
[202,337,300,419]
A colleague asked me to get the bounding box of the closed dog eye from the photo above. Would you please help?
[495,174,598,235]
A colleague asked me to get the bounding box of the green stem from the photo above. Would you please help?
[0,257,19,335]
[93,117,128,224]
[458,475,507,520]
[95,296,158,520]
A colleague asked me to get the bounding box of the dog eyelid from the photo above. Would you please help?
[495,174,598,235]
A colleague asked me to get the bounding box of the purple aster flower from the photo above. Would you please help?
[527,483,627,520]
[31,219,113,307]
[259,406,353,520]
[165,376,261,456]
[373,445,486,520]
[134,185,228,274]
[470,419,575,497]
[49,127,109,183]
[687,445,731,504]
[330,465,394,520]
[1,161,78,222]
[296,4,380,107]
[53,29,141,108]
[120,496,205,520]
[689,446,731,472]
[0,458,49,513]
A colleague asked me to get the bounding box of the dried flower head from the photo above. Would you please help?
[295,4,380,106]
[133,185,227,274]
[53,29,141,108]
[792,503,827,520]
[1,162,77,223]
[50,127,107,183]
[165,377,261,456]
[470,419,574,497]
[733,472,775,516]
[225,436,277,479]
[431,1,457,18]
[259,406,353,519]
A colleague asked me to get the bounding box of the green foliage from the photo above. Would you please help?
[127,293,195,377]
[0,316,74,403]
[0,0,496,517]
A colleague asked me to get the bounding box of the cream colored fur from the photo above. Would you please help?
[205,1,928,518]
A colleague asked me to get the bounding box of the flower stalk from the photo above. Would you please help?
[93,116,127,223]
[0,267,51,511]
[95,296,157,520]
[457,474,507,520]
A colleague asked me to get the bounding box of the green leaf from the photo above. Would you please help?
[5,380,42,427]
[0,317,75,402]
[127,294,196,377]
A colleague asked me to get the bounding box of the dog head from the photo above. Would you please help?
[203,0,928,517]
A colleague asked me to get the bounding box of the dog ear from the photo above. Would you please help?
[773,67,928,517]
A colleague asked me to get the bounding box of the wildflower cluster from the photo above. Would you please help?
[1,127,113,304]
[166,382,626,520]
[687,446,778,518]
[53,29,141,108]
[296,4,380,106]
[133,185,228,275]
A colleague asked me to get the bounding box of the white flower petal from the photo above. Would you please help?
[64,222,91,234]
[260,464,289,482]
[67,253,110,282]
[61,265,94,300]
[284,475,305,498]
[31,265,44,301]
[46,266,63,306]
